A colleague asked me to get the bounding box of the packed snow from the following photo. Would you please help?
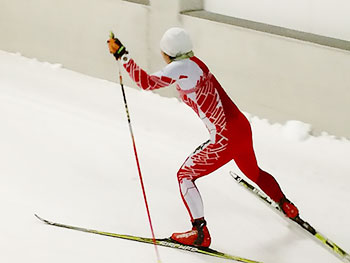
[1,50,349,263]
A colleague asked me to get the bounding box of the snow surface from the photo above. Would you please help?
[1,50,349,263]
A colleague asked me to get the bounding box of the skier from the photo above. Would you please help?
[108,27,299,248]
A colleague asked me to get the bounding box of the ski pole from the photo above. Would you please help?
[116,56,162,263]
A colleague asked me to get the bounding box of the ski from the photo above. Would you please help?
[230,172,350,263]
[35,214,262,263]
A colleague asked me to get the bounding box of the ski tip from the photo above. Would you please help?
[34,214,50,224]
[109,31,115,39]
[34,213,44,221]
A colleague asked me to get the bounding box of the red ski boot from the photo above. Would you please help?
[171,218,211,247]
[279,197,299,218]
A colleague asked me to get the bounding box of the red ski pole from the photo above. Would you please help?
[117,60,162,263]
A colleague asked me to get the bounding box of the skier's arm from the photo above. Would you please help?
[121,56,176,91]
[108,35,176,90]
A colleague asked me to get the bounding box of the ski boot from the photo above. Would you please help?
[279,196,299,219]
[171,218,211,247]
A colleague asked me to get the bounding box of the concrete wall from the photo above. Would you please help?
[204,0,350,41]
[0,0,349,138]
[0,0,150,88]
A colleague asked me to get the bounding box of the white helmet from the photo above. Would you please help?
[160,27,193,57]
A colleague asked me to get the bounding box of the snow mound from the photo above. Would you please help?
[282,120,312,141]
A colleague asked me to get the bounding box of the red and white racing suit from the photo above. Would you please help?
[121,54,285,221]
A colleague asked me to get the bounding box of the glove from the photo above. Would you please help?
[107,32,127,60]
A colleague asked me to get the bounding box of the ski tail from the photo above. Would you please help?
[230,172,350,263]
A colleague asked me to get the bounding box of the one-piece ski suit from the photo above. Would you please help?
[121,54,285,220]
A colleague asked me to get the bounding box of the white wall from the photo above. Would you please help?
[0,0,150,88]
[204,0,350,41]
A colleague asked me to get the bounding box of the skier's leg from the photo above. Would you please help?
[178,178,204,220]
[234,148,299,218]
[233,148,284,203]
[177,138,231,219]
[228,114,285,203]
[172,139,232,247]
[231,125,299,218]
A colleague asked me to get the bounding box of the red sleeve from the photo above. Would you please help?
[123,59,176,90]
